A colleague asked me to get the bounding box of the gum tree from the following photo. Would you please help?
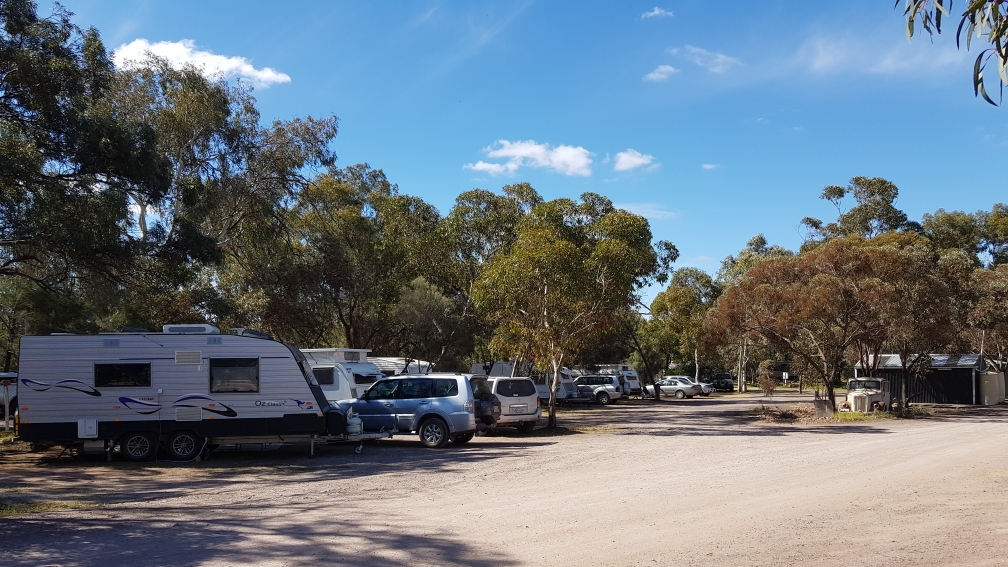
[474,194,676,427]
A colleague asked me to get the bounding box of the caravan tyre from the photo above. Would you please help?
[418,417,450,448]
[167,431,203,461]
[121,432,157,462]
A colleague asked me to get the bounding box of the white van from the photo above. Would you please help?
[487,377,540,433]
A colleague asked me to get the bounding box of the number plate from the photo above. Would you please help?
[509,404,528,414]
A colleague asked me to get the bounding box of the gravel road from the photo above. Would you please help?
[2,392,1007,567]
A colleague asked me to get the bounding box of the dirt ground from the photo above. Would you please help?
[2,391,1007,567]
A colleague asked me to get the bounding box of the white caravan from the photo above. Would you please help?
[15,325,359,461]
[300,348,385,402]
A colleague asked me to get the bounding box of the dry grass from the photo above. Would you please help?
[748,405,815,423]
[0,500,92,518]
[833,410,892,422]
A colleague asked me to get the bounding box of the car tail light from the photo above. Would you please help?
[464,400,474,412]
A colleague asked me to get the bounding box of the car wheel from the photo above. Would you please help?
[517,421,535,434]
[121,432,157,462]
[687,395,695,399]
[419,417,450,448]
[674,390,686,399]
[452,432,475,444]
[596,392,611,405]
[166,431,203,461]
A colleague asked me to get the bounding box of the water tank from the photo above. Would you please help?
[979,372,1002,405]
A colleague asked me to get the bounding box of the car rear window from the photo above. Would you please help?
[495,379,536,397]
[470,377,492,397]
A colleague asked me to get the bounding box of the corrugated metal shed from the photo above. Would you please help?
[855,354,986,404]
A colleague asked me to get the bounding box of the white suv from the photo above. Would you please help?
[573,375,623,405]
[488,377,541,433]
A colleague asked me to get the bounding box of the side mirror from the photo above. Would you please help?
[360,391,369,400]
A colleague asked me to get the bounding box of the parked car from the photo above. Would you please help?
[573,375,624,405]
[676,375,714,396]
[488,377,541,433]
[575,384,597,402]
[644,377,700,399]
[613,371,643,398]
[337,374,501,448]
[710,373,735,392]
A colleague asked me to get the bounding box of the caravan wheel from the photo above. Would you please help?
[121,432,157,462]
[167,431,204,461]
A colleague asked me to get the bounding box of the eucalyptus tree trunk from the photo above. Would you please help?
[694,348,699,382]
[548,355,563,428]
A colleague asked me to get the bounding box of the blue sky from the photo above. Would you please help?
[63,1,1005,296]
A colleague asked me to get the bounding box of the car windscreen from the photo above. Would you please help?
[495,379,537,397]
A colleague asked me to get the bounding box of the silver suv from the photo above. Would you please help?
[338,374,501,448]
[573,375,623,405]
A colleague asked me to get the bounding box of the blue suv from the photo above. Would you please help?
[337,374,501,448]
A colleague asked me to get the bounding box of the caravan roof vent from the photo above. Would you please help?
[162,324,220,335]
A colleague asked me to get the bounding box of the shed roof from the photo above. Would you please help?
[856,354,984,370]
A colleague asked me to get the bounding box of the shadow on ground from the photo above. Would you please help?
[0,437,553,509]
[4,503,515,567]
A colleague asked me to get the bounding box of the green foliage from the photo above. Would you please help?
[645,268,721,376]
[801,177,914,243]
[717,234,792,285]
[0,0,172,287]
[901,0,1008,104]
[921,204,1008,266]
[473,193,674,426]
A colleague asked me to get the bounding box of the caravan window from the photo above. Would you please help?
[353,374,375,385]
[210,358,259,393]
[95,363,151,388]
[313,367,335,386]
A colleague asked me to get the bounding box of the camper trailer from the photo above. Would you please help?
[15,325,354,461]
[300,348,385,402]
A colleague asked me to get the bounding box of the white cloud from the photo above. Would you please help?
[615,203,677,221]
[641,7,673,19]
[702,163,720,170]
[614,149,655,171]
[794,34,966,76]
[464,140,593,177]
[670,45,741,73]
[113,39,291,88]
[643,64,679,82]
